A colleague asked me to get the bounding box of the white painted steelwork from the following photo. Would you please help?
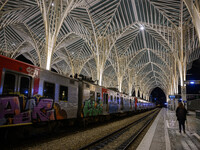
[0,0,200,100]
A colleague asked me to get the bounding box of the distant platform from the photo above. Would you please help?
[137,108,200,150]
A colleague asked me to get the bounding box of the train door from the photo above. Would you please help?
[103,93,108,113]
[94,92,102,116]
[110,95,113,103]
[1,71,32,112]
[102,88,109,114]
[117,97,120,112]
[130,99,132,110]
[2,71,32,97]
[120,97,124,111]
[109,95,113,113]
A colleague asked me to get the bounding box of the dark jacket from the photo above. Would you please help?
[176,107,187,121]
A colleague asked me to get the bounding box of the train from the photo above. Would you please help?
[0,55,155,128]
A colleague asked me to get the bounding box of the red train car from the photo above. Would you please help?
[0,55,72,127]
[0,55,40,96]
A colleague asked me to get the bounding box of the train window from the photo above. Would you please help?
[19,77,30,97]
[43,82,55,99]
[110,95,113,102]
[96,93,101,103]
[3,73,16,94]
[120,97,124,105]
[114,96,116,102]
[59,85,68,101]
[103,93,108,104]
[117,97,119,104]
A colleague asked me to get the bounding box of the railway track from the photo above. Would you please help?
[79,109,160,150]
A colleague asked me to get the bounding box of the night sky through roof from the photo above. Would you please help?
[150,57,200,106]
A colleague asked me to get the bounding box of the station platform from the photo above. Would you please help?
[137,108,200,150]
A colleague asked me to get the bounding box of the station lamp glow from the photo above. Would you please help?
[190,81,195,84]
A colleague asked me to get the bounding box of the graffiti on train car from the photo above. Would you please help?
[82,99,103,117]
[54,103,67,120]
[0,96,55,125]
[82,91,103,117]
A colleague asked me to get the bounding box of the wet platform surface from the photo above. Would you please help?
[137,108,200,150]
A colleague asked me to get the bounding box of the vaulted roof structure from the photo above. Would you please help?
[1,0,200,98]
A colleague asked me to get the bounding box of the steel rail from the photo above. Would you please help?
[117,110,160,150]
[79,109,160,150]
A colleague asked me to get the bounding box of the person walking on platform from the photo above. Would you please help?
[176,102,187,133]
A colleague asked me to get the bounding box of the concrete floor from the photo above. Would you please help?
[137,108,200,150]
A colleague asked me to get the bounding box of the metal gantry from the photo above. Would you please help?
[0,0,200,101]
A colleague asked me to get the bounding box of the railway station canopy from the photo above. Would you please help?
[0,0,200,99]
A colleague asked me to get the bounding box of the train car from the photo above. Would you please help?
[137,98,155,110]
[38,69,79,120]
[123,94,130,112]
[78,80,103,119]
[0,55,80,127]
[108,89,118,114]
[0,55,41,127]
[129,96,134,111]
[0,55,155,128]
[79,81,131,120]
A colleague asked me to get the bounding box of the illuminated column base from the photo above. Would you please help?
[181,86,187,109]
[135,88,138,98]
[174,98,179,111]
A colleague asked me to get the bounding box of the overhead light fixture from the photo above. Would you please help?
[140,26,145,30]
[52,2,54,6]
